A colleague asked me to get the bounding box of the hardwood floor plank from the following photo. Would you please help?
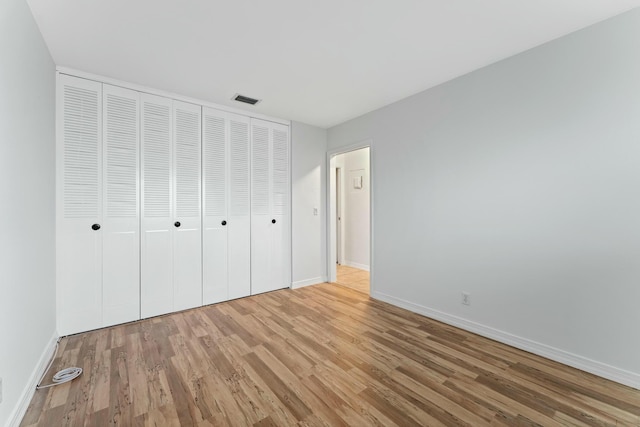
[244,352,312,421]
[358,386,428,426]
[107,345,132,426]
[21,282,640,426]
[262,337,315,378]
[391,366,496,424]
[444,373,564,426]
[511,362,640,415]
[355,362,478,426]
[253,415,278,426]
[500,367,621,426]
[253,345,349,426]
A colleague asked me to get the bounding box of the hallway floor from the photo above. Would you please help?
[335,264,369,294]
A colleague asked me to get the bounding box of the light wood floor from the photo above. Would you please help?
[21,283,639,426]
[335,264,369,294]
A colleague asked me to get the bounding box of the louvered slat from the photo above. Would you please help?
[63,86,100,218]
[175,106,201,218]
[203,114,226,217]
[105,93,138,218]
[231,120,250,216]
[272,129,289,216]
[142,101,171,218]
[251,124,269,215]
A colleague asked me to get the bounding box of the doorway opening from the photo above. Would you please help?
[328,145,371,294]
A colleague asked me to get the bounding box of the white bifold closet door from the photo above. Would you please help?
[202,109,251,304]
[250,118,291,295]
[101,84,141,327]
[141,95,202,318]
[173,101,202,311]
[57,75,140,336]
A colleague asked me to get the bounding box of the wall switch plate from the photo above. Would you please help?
[462,292,471,306]
[313,207,318,216]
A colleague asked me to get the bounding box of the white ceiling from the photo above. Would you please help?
[27,0,640,128]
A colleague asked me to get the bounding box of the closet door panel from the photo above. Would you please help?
[228,115,251,299]
[270,125,291,288]
[102,228,139,324]
[173,227,201,310]
[141,94,173,318]
[57,74,103,335]
[173,101,202,311]
[250,119,291,295]
[142,230,173,317]
[250,121,271,295]
[202,109,228,304]
[228,217,250,299]
[203,228,227,304]
[57,230,102,334]
[102,84,140,326]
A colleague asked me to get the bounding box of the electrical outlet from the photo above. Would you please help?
[461,292,471,306]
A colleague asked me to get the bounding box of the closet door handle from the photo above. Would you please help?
[91,224,101,231]
[271,219,276,224]
[221,220,227,226]
[174,221,181,228]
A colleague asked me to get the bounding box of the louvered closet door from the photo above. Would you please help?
[227,114,251,299]
[172,101,202,311]
[102,84,140,327]
[250,119,291,295]
[270,124,291,290]
[202,108,228,304]
[141,94,173,318]
[203,109,251,304]
[57,74,103,335]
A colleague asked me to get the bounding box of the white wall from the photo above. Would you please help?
[328,8,640,388]
[291,122,327,287]
[336,148,370,270]
[0,1,57,425]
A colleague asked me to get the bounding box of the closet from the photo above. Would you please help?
[56,73,290,336]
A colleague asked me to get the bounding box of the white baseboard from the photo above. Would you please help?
[7,332,58,427]
[372,290,640,390]
[342,261,370,272]
[292,276,328,289]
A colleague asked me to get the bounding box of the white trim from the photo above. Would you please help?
[372,290,640,390]
[292,276,328,289]
[56,67,290,126]
[289,117,293,290]
[7,332,59,427]
[341,261,370,272]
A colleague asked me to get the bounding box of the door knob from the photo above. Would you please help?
[221,220,227,226]
[91,224,101,231]
[174,221,181,228]
[271,219,276,224]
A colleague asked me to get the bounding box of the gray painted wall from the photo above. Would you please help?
[291,122,328,287]
[0,0,56,424]
[328,8,640,385]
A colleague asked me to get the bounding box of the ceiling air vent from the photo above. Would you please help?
[233,94,261,105]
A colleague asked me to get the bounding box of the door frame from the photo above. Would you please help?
[335,166,343,265]
[326,140,373,290]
